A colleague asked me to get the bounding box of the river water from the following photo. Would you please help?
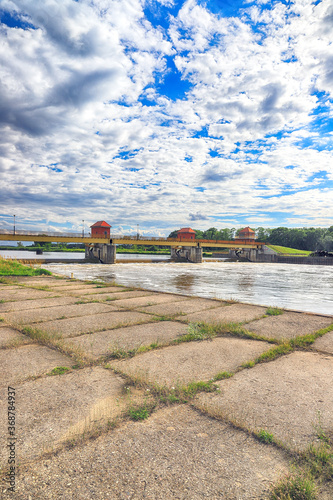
[41,261,333,316]
[1,250,332,315]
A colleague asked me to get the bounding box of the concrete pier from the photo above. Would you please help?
[85,243,116,264]
[171,245,203,263]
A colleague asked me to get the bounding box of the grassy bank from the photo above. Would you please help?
[268,245,312,256]
[0,257,51,276]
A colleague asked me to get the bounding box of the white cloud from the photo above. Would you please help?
[0,0,333,234]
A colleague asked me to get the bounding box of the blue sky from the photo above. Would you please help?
[0,0,332,236]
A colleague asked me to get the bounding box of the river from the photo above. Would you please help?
[1,250,332,315]
[41,261,332,316]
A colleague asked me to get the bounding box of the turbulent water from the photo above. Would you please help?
[43,261,333,316]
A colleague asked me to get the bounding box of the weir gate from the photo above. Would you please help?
[0,229,265,264]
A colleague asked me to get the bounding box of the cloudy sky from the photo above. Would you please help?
[0,0,333,236]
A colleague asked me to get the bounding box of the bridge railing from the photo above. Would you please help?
[111,234,179,242]
[0,229,91,238]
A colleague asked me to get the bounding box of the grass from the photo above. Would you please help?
[255,428,276,445]
[0,257,52,276]
[268,245,312,256]
[176,322,217,342]
[128,405,151,421]
[266,306,284,316]
[241,344,293,369]
[213,371,233,381]
[269,471,317,500]
[19,326,92,367]
[268,412,333,500]
[48,366,70,376]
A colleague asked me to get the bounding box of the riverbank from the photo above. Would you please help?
[1,274,333,498]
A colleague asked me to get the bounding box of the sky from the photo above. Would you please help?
[0,0,333,237]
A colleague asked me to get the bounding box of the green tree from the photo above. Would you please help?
[203,227,219,239]
[256,227,270,242]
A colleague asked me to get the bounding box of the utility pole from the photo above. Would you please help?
[13,215,15,235]
[82,220,84,238]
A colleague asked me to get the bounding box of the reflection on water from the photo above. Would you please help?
[236,273,255,290]
[171,273,198,292]
[43,261,333,315]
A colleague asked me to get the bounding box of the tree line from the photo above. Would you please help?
[168,227,333,251]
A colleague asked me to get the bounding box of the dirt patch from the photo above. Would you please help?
[2,302,119,325]
[138,298,226,316]
[312,331,333,354]
[8,405,289,500]
[0,367,128,467]
[0,327,31,348]
[247,311,333,340]
[0,296,79,313]
[38,311,154,338]
[185,303,266,324]
[0,344,72,388]
[195,351,333,450]
[64,322,190,359]
[111,337,271,387]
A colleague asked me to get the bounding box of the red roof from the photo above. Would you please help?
[90,221,111,228]
[239,226,255,233]
[177,227,196,233]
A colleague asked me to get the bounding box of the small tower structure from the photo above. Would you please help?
[177,227,196,241]
[90,221,111,239]
[236,226,255,241]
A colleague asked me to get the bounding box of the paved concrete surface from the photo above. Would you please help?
[247,311,333,340]
[64,321,190,359]
[0,275,332,499]
[111,337,271,387]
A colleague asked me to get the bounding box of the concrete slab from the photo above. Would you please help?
[64,322,190,359]
[138,298,226,317]
[46,284,122,293]
[0,344,72,388]
[0,296,80,313]
[111,337,271,387]
[0,288,56,301]
[62,286,138,296]
[0,277,68,285]
[38,311,153,338]
[0,367,125,466]
[247,311,333,340]
[195,351,333,451]
[312,331,333,354]
[97,290,157,301]
[0,285,24,291]
[110,293,190,309]
[0,327,31,348]
[10,405,290,500]
[1,302,119,325]
[318,481,333,500]
[185,303,266,324]
[65,288,152,298]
